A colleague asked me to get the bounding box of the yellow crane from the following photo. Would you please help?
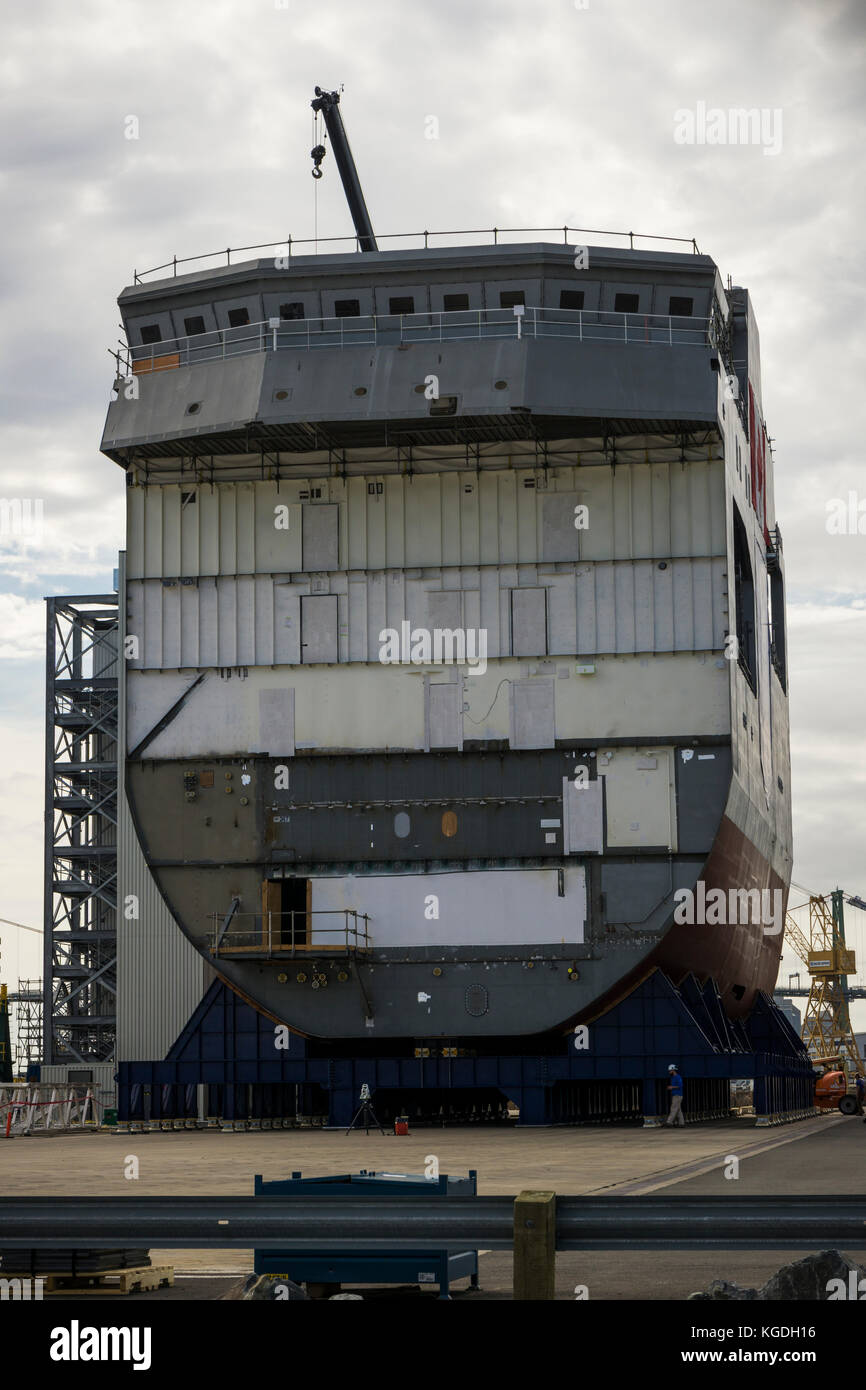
[784,889,863,1107]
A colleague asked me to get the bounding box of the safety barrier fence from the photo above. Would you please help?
[205,909,371,958]
[118,305,713,376]
[2,1194,865,1251]
[0,1084,107,1137]
[131,224,702,282]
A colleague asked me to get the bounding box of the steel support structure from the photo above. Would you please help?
[8,981,43,1072]
[43,595,118,1064]
[118,972,815,1128]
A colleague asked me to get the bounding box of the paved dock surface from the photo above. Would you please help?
[3,1113,861,1299]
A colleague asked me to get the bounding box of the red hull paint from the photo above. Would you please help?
[651,814,787,1018]
[576,815,787,1029]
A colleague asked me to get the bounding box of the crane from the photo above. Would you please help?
[310,87,378,253]
[783,888,863,1088]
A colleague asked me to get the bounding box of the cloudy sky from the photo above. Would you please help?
[1,0,864,1017]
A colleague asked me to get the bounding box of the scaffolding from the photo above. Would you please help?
[44,595,118,1065]
[9,980,43,1074]
[0,985,10,1083]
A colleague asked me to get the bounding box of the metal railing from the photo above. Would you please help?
[132,224,702,283]
[119,305,711,376]
[0,1083,106,1136]
[775,986,866,999]
[205,909,371,958]
[2,1193,864,1252]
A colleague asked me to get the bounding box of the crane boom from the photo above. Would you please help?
[784,891,863,1078]
[310,87,378,253]
[784,913,812,966]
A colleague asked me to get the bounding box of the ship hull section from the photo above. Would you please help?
[108,246,793,1045]
[126,751,785,1037]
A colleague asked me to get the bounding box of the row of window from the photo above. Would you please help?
[732,501,787,693]
[137,292,697,343]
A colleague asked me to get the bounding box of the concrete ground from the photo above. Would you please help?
[3,1111,861,1299]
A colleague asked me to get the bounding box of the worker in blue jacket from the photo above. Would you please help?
[665,1064,685,1127]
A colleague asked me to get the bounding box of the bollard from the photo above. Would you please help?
[513,1190,556,1300]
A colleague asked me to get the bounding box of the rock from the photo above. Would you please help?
[760,1250,865,1301]
[688,1278,759,1301]
[687,1250,866,1302]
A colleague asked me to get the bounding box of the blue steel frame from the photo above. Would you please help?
[116,968,815,1127]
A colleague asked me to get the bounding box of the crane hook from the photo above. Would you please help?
[311,144,326,179]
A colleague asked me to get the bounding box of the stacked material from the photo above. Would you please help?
[0,1249,151,1275]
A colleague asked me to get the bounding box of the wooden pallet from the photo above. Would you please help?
[4,1264,174,1295]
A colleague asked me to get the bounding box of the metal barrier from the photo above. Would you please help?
[0,1083,104,1136]
[2,1193,865,1251]
[206,909,371,958]
[131,224,702,283]
[119,305,711,377]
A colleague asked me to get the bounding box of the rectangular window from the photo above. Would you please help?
[227,307,250,327]
[429,395,458,416]
[279,302,305,320]
[500,290,525,308]
[768,569,787,691]
[732,503,757,693]
[443,293,469,311]
[560,290,585,310]
[669,295,694,317]
[183,315,206,336]
[614,293,639,313]
[140,324,162,344]
[388,295,415,314]
[335,299,361,317]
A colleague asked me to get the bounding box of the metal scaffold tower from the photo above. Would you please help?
[0,985,11,1083]
[784,889,863,1077]
[44,595,118,1064]
[9,980,43,1073]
